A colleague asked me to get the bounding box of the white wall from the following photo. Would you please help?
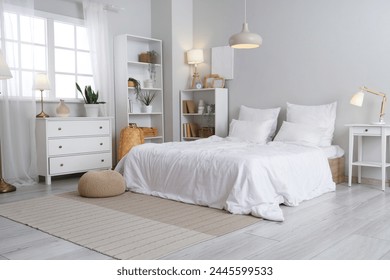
[191,0,390,181]
[151,0,193,141]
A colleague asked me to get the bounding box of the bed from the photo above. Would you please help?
[115,102,340,222]
[115,136,335,222]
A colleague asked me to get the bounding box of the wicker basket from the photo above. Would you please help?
[140,127,158,137]
[328,156,345,184]
[198,127,214,138]
[139,53,152,63]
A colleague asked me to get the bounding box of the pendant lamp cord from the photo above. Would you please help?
[244,0,247,23]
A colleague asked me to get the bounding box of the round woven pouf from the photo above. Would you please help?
[78,170,126,198]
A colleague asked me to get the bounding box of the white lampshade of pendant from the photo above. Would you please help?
[229,23,262,49]
[187,49,204,65]
[0,50,12,80]
[34,73,51,90]
[350,91,364,107]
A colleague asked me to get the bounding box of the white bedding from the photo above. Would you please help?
[115,136,335,221]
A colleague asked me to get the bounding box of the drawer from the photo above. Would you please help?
[48,137,110,156]
[49,153,112,175]
[47,120,110,137]
[351,126,381,136]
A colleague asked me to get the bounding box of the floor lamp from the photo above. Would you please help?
[0,50,16,193]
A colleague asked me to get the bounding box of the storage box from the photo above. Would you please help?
[328,156,345,184]
[198,127,214,138]
[139,52,157,64]
[140,127,158,137]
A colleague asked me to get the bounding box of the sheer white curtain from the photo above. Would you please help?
[0,0,37,186]
[82,1,114,117]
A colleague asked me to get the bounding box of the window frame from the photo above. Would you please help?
[2,5,93,102]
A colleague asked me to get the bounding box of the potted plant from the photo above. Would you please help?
[75,82,105,117]
[128,77,141,94]
[137,90,157,113]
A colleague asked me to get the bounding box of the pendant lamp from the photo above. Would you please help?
[229,0,262,49]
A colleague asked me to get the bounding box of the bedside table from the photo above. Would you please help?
[346,124,390,191]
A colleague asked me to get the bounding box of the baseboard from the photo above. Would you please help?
[342,176,389,187]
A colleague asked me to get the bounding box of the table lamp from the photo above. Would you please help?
[34,73,51,118]
[186,49,204,89]
[350,86,387,124]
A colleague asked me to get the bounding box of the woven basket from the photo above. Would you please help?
[199,127,214,138]
[140,127,158,137]
[328,156,345,184]
[117,126,145,161]
[139,53,152,63]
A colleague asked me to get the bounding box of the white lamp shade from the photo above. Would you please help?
[0,50,12,80]
[229,23,262,49]
[350,91,364,107]
[34,73,51,90]
[187,49,204,65]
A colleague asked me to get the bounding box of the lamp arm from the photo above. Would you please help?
[361,86,386,97]
[380,95,387,120]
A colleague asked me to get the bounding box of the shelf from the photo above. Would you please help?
[352,161,390,168]
[145,136,163,140]
[182,113,215,116]
[182,88,223,92]
[129,112,163,115]
[128,87,162,91]
[127,61,161,67]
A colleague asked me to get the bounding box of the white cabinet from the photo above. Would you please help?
[114,34,164,149]
[36,117,113,185]
[180,88,228,141]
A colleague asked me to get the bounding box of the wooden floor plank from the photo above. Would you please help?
[0,176,389,260]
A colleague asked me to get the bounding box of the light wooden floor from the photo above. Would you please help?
[0,176,389,260]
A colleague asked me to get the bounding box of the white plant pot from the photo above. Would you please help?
[84,104,99,117]
[142,105,153,113]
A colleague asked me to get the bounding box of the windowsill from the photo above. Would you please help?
[35,98,84,104]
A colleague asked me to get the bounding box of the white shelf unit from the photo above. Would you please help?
[114,34,164,148]
[180,88,228,141]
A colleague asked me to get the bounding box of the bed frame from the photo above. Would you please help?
[328,156,345,184]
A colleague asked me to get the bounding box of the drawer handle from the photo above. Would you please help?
[58,127,62,131]
[101,159,105,162]
[59,145,63,149]
[365,129,368,132]
[99,126,103,129]
[100,143,103,146]
[60,163,64,167]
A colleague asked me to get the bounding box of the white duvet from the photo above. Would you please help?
[115,136,335,221]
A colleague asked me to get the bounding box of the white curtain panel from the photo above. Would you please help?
[82,0,114,117]
[0,0,37,186]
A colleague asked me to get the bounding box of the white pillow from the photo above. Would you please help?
[274,121,325,146]
[238,105,281,141]
[229,119,274,144]
[286,102,337,146]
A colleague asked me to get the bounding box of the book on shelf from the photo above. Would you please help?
[182,100,196,114]
[182,122,200,138]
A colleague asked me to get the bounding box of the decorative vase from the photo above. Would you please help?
[141,105,153,113]
[84,104,99,117]
[55,99,70,117]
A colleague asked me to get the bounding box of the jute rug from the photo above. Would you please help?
[0,192,259,259]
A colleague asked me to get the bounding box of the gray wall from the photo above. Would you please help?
[192,0,390,180]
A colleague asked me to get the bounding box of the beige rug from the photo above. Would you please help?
[0,192,259,259]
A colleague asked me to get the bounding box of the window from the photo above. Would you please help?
[1,9,93,100]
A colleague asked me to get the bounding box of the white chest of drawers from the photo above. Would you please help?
[36,117,113,184]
